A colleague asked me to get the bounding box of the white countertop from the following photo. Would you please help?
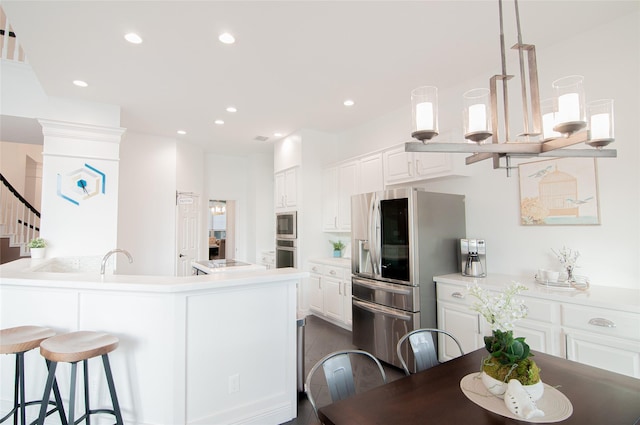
[435,273,640,314]
[308,257,351,268]
[0,258,307,293]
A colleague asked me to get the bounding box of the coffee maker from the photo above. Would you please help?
[460,239,487,277]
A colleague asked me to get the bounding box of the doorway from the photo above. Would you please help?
[208,200,236,260]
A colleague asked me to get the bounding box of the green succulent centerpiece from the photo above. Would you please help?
[468,282,542,395]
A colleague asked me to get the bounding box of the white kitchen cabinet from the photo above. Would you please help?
[260,251,275,269]
[308,265,323,314]
[383,143,462,186]
[275,167,298,211]
[307,260,352,330]
[435,273,640,379]
[322,161,358,232]
[562,303,640,378]
[436,283,487,361]
[358,152,383,194]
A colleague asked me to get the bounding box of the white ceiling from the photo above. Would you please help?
[1,1,634,155]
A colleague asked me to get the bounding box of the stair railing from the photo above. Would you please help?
[1,5,28,63]
[0,173,40,255]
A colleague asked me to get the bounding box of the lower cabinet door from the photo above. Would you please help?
[437,301,484,361]
[323,277,344,322]
[565,329,640,378]
[308,274,323,313]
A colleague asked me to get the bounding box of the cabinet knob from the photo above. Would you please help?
[330,270,336,275]
[588,318,616,328]
[451,292,464,299]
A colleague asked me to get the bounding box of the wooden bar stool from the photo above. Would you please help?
[0,326,65,425]
[37,331,123,425]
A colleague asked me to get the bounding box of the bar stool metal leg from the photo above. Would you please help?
[101,355,123,425]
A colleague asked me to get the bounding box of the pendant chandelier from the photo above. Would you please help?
[406,0,616,176]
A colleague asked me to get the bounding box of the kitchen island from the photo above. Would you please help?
[0,258,307,425]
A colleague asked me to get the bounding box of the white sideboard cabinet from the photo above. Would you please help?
[307,259,352,330]
[435,273,640,379]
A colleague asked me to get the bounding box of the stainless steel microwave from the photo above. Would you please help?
[276,211,297,239]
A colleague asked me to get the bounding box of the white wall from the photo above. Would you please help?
[204,153,271,263]
[117,131,177,276]
[333,12,640,288]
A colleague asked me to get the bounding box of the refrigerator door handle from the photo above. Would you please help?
[368,193,379,275]
[353,299,412,321]
[352,277,413,295]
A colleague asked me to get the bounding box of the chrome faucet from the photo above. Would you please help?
[100,249,134,275]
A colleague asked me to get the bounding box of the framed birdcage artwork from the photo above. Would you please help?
[518,157,600,225]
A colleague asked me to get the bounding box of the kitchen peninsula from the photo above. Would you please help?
[0,258,307,425]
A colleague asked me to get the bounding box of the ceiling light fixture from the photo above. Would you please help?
[274,132,283,137]
[214,119,224,125]
[72,80,88,87]
[177,130,186,135]
[406,0,616,176]
[218,32,235,44]
[343,99,355,107]
[226,106,237,113]
[124,33,143,44]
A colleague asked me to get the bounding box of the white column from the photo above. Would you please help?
[38,119,126,257]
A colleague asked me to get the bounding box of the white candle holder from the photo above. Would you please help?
[463,88,492,143]
[587,99,615,149]
[541,98,561,141]
[411,86,439,142]
[552,75,586,135]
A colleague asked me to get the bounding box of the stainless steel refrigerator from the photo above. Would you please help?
[351,188,466,372]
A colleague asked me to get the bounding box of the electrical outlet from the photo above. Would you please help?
[228,374,239,393]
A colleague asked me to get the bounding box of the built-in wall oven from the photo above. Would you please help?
[276,211,297,239]
[276,238,296,268]
[351,188,466,372]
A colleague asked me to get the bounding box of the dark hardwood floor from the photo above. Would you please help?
[283,315,405,425]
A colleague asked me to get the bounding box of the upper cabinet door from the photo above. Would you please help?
[358,153,383,194]
[383,145,414,185]
[337,161,358,230]
[275,167,298,211]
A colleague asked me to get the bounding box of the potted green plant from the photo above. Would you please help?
[329,240,346,258]
[27,237,47,259]
[468,282,543,401]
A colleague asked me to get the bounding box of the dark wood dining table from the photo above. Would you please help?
[318,349,640,425]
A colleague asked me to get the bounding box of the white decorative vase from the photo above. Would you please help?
[481,371,544,401]
[30,247,46,259]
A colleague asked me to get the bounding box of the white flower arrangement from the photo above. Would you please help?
[467,282,529,331]
[552,246,580,269]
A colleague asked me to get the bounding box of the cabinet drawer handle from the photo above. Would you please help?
[329,270,336,275]
[312,267,318,272]
[588,318,616,328]
[451,292,465,299]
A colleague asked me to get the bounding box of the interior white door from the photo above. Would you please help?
[176,192,200,276]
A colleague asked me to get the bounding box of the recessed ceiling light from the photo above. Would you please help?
[226,106,237,113]
[274,132,283,137]
[124,33,143,44]
[343,99,355,107]
[215,119,225,125]
[218,32,235,44]
[73,80,88,87]
[177,130,187,135]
